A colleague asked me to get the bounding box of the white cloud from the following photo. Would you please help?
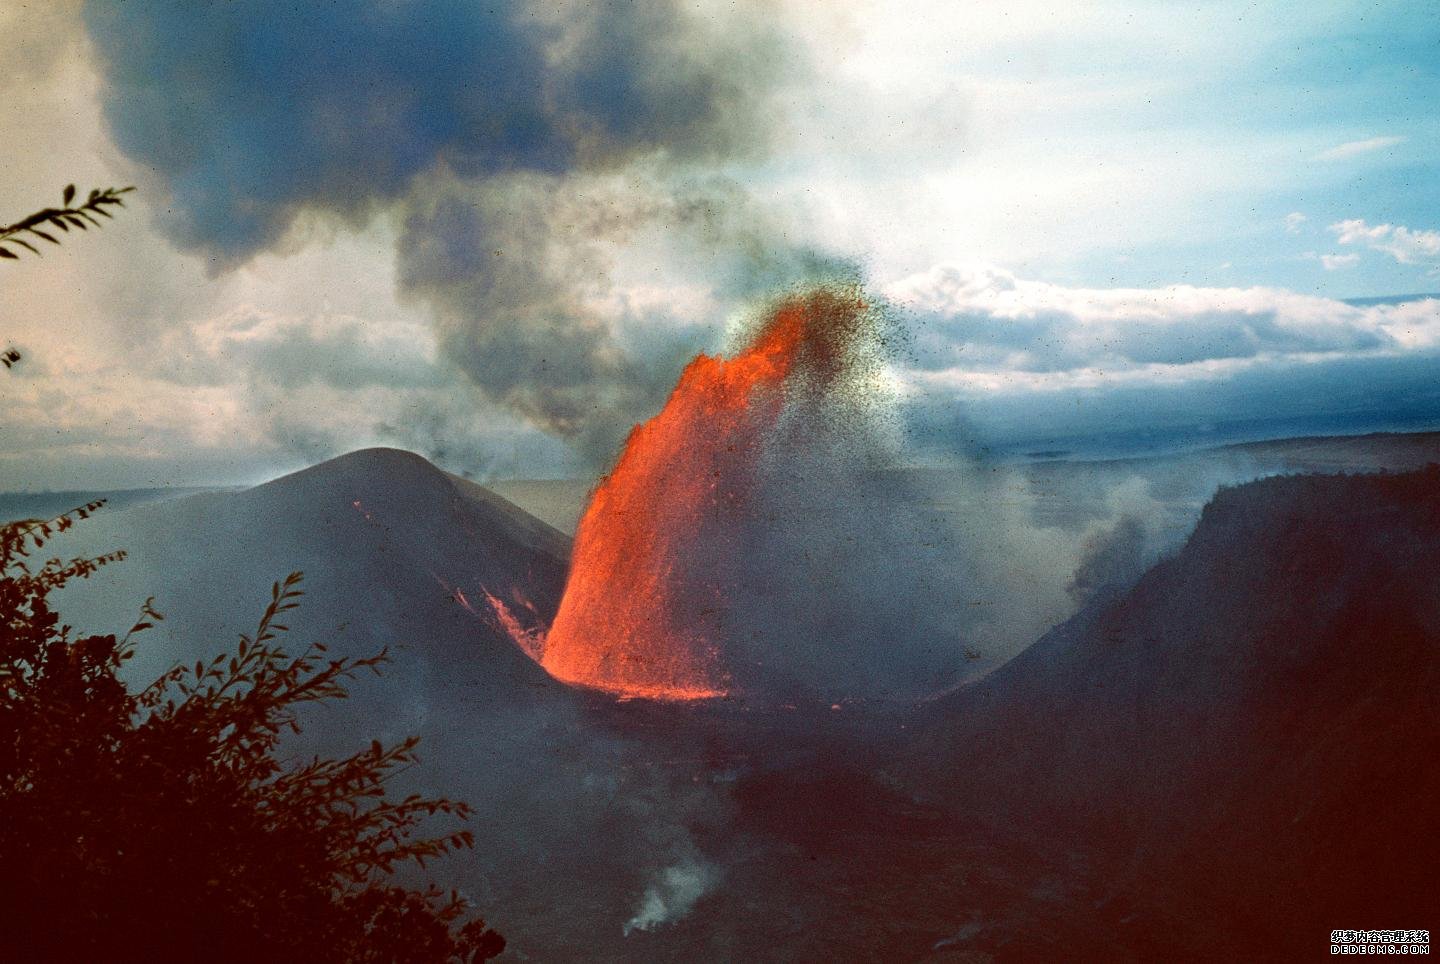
[0,291,580,488]
[1330,219,1440,268]
[1320,253,1359,270]
[886,261,1440,394]
[1284,212,1308,234]
[1317,135,1406,161]
[1331,219,1393,246]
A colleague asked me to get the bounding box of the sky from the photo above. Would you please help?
[1,0,1438,489]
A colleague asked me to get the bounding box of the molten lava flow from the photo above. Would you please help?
[481,587,546,663]
[534,289,869,700]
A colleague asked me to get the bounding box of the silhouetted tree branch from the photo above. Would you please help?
[0,506,505,962]
[0,183,134,260]
[1,184,136,372]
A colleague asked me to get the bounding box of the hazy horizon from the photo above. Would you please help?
[4,2,1440,490]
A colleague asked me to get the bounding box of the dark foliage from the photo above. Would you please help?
[0,505,504,963]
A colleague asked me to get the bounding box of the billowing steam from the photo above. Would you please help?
[624,859,716,936]
[82,0,784,261]
[395,171,847,461]
[81,0,809,463]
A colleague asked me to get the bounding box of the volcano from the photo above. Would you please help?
[46,447,569,702]
[31,441,1440,958]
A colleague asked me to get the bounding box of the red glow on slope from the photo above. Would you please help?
[535,289,869,700]
[482,588,546,663]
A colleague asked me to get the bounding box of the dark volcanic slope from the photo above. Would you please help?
[50,447,569,735]
[911,466,1440,959]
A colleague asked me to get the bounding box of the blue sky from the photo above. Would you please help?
[749,1,1440,295]
[0,0,1438,487]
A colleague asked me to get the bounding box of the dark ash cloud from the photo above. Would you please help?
[83,0,786,264]
[82,0,805,464]
[395,171,853,461]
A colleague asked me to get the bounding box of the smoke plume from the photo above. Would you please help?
[82,0,810,462]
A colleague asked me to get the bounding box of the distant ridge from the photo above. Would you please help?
[0,486,222,524]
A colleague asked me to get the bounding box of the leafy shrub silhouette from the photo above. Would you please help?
[0,505,504,962]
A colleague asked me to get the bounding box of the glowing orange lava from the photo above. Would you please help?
[481,588,546,663]
[533,289,869,700]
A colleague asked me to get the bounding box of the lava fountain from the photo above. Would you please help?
[534,288,877,700]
